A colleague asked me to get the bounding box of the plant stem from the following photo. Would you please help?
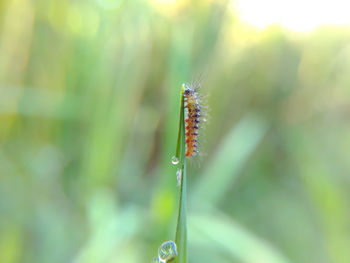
[174,84,187,263]
[175,161,187,262]
[175,84,185,162]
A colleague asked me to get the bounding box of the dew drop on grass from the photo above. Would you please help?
[158,240,177,262]
[176,168,182,186]
[171,156,179,165]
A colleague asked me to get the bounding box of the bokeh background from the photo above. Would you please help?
[1,0,350,262]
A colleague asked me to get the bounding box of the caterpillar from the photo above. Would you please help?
[183,83,201,157]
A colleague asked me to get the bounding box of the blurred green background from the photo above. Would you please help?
[1,0,350,262]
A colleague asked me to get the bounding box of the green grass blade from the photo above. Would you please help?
[174,84,185,162]
[192,113,269,208]
[175,161,187,263]
[189,212,291,263]
[174,84,187,263]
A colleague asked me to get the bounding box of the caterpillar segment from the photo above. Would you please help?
[184,86,201,157]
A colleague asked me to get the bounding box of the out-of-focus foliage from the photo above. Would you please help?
[1,0,350,263]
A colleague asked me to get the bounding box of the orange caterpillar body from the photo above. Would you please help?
[184,84,201,157]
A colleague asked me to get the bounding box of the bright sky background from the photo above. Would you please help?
[235,0,350,31]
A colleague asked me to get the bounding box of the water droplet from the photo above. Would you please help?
[171,156,179,165]
[158,240,177,262]
[176,168,182,186]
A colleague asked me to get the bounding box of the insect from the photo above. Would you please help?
[183,82,202,157]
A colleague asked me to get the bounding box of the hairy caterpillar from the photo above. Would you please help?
[183,82,202,157]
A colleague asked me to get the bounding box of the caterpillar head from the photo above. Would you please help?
[184,87,194,96]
